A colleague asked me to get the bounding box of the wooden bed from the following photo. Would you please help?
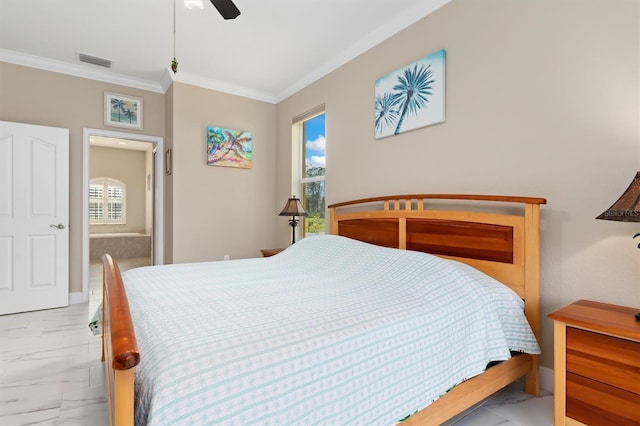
[101,193,546,426]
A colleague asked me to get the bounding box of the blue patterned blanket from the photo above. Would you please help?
[119,235,539,425]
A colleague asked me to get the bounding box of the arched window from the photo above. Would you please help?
[89,177,126,224]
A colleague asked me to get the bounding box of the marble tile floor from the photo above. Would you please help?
[2,255,554,425]
[0,302,108,425]
[441,381,554,426]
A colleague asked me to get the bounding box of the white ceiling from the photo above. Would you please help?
[0,0,450,103]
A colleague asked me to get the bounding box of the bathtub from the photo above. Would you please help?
[90,232,146,238]
[90,232,151,260]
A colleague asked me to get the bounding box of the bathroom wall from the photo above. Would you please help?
[89,145,148,234]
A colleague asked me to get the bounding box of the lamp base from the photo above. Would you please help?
[288,217,299,244]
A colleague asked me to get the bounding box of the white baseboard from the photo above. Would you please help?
[539,365,554,393]
[69,292,84,304]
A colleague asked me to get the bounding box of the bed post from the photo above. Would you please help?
[113,369,136,426]
[329,205,337,235]
[102,254,140,426]
[524,202,541,396]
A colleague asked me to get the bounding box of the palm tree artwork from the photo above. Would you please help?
[374,49,446,139]
[123,108,137,124]
[110,98,126,122]
[107,93,141,129]
[374,92,400,136]
[392,63,435,134]
[207,126,253,169]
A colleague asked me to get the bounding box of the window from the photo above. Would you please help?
[297,112,326,237]
[89,177,126,224]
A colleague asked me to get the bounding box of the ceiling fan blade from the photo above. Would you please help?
[210,0,241,19]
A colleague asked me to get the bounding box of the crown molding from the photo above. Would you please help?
[170,71,277,104]
[274,0,452,102]
[0,48,277,102]
[160,68,175,93]
[0,48,165,93]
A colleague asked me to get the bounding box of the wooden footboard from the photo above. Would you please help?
[102,254,139,426]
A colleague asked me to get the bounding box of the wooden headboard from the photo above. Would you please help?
[329,194,546,393]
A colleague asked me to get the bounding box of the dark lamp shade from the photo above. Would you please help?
[279,196,307,217]
[596,172,640,222]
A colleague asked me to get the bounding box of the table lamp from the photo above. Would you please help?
[279,196,307,244]
[596,171,640,320]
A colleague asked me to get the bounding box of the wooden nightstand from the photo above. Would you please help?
[260,248,285,257]
[548,300,640,426]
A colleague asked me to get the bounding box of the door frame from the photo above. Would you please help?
[81,128,164,303]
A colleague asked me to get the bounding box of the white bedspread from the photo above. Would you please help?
[123,235,540,425]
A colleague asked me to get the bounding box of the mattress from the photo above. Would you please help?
[122,235,540,425]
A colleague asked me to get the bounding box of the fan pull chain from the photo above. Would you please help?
[171,0,178,73]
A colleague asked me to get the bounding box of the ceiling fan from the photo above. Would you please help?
[171,0,239,73]
[210,0,241,19]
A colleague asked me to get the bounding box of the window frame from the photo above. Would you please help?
[294,109,325,238]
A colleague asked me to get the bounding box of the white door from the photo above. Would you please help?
[0,121,69,315]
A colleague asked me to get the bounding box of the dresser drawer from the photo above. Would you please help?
[567,372,640,426]
[566,326,640,394]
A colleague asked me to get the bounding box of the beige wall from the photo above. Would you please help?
[0,62,166,293]
[170,82,277,263]
[89,145,147,234]
[276,0,640,370]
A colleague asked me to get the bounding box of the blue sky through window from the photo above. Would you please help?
[305,114,325,171]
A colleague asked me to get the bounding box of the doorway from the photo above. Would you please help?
[81,128,163,304]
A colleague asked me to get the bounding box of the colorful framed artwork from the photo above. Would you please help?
[207,126,253,169]
[104,92,143,130]
[374,49,446,139]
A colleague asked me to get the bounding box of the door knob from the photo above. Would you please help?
[50,224,66,229]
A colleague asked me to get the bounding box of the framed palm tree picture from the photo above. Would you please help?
[374,49,445,139]
[104,92,143,130]
[207,126,253,169]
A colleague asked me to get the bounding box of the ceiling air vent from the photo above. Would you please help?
[78,53,112,68]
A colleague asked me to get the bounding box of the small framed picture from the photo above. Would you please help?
[104,92,143,130]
